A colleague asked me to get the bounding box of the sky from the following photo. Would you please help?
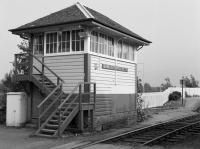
[0,0,200,87]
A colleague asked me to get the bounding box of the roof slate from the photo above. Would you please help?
[10,3,151,43]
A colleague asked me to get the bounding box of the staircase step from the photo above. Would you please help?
[36,133,57,138]
[52,115,68,120]
[46,124,59,129]
[49,119,64,124]
[41,128,56,134]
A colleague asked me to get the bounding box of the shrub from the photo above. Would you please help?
[168,91,181,101]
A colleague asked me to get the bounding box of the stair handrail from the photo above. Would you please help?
[37,83,62,109]
[29,53,64,83]
[57,83,80,110]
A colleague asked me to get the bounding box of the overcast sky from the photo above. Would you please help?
[0,0,200,86]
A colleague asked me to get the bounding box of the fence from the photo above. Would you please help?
[141,87,200,109]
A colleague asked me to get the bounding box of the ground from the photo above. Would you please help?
[1,97,200,149]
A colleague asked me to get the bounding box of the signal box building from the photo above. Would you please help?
[10,2,151,137]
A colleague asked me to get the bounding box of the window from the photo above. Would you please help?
[129,45,135,61]
[122,42,129,59]
[90,32,114,57]
[33,35,44,55]
[108,37,114,56]
[117,41,123,58]
[45,30,84,55]
[60,31,70,52]
[117,41,135,61]
[72,30,84,52]
[46,32,58,54]
[90,32,98,53]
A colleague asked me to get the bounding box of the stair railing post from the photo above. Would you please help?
[79,84,83,131]
[92,83,96,130]
[58,108,61,137]
[42,56,44,91]
[38,108,40,129]
[57,78,59,86]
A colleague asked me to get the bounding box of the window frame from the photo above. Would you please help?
[89,31,136,63]
[44,29,85,56]
[33,34,44,55]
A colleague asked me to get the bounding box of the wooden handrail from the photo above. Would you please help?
[58,82,96,110]
[29,53,65,83]
[37,83,62,108]
[58,83,80,110]
[39,92,64,119]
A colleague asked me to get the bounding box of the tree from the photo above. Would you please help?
[1,40,29,92]
[1,71,24,92]
[17,40,29,52]
[144,83,152,92]
[137,77,143,93]
[183,75,199,87]
[161,77,172,91]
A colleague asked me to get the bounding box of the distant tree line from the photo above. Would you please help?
[182,75,199,88]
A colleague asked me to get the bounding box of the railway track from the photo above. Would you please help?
[72,113,200,149]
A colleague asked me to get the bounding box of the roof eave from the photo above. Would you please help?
[9,18,94,34]
[9,18,152,45]
[91,20,151,45]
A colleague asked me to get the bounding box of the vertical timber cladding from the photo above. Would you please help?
[90,54,137,129]
[44,54,85,93]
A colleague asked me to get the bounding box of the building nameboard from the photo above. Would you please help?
[102,64,128,72]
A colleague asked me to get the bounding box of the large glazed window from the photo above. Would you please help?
[90,32,98,53]
[45,30,84,55]
[90,32,114,57]
[46,32,58,54]
[33,35,44,55]
[72,30,84,52]
[117,41,135,61]
[60,31,70,53]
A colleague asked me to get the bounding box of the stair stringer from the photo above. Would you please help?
[54,105,79,136]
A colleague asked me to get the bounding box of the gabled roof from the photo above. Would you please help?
[10,2,151,44]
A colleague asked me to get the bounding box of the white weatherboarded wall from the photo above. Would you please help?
[44,54,84,93]
[141,87,200,109]
[90,55,136,94]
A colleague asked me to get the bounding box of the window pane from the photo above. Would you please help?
[72,41,75,51]
[54,33,57,42]
[46,44,49,54]
[46,34,49,43]
[66,42,70,52]
[76,41,80,51]
[67,31,70,40]
[62,42,65,52]
[50,43,53,53]
[50,34,53,43]
[72,31,75,40]
[76,30,80,40]
[81,40,84,51]
[54,43,57,53]
[62,32,66,41]
[33,35,44,55]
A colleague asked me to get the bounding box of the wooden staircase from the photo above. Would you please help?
[14,52,96,137]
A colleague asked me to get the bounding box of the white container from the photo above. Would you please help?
[6,92,27,127]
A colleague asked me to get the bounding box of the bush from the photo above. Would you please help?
[168,91,181,101]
